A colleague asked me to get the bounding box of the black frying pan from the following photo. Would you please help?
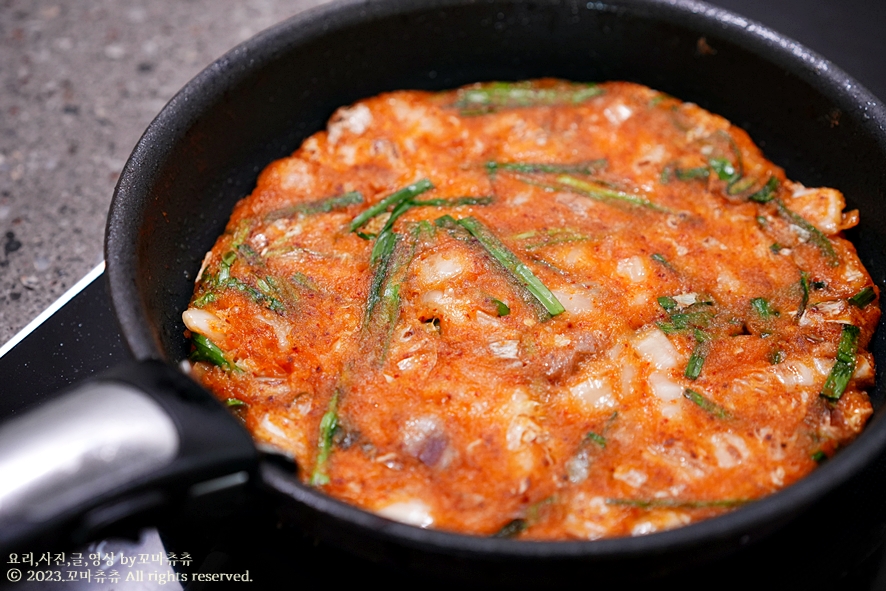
[4,0,886,587]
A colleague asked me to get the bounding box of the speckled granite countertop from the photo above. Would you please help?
[1,0,884,345]
[0,0,330,344]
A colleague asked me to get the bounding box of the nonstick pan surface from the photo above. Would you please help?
[106,0,886,586]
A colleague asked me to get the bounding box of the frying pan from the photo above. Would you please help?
[3,0,886,586]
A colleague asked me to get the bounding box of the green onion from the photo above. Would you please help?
[584,431,607,447]
[811,450,827,463]
[456,216,565,318]
[232,219,252,244]
[769,349,786,365]
[516,228,596,250]
[349,179,434,234]
[683,388,732,419]
[363,230,421,366]
[606,498,750,509]
[748,176,778,203]
[195,273,287,313]
[512,173,668,212]
[192,289,217,308]
[820,324,861,400]
[685,331,712,380]
[226,276,285,313]
[491,298,511,316]
[848,286,876,308]
[493,519,528,539]
[225,398,247,408]
[650,253,675,270]
[773,198,839,266]
[310,390,340,486]
[412,196,494,207]
[657,302,714,334]
[726,176,757,195]
[265,191,363,220]
[552,175,670,212]
[218,250,236,282]
[797,272,810,321]
[675,166,710,181]
[486,160,607,176]
[709,157,739,183]
[190,334,236,372]
[657,296,678,311]
[750,297,779,320]
[453,81,602,114]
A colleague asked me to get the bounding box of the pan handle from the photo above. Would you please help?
[0,360,258,554]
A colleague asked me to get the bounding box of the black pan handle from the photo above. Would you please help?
[0,360,258,555]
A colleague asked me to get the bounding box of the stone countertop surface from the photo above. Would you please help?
[0,0,331,344]
[1,0,884,345]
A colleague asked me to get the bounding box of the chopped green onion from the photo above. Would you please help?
[726,176,757,195]
[310,390,340,486]
[291,272,318,291]
[773,198,839,266]
[349,179,434,234]
[412,196,494,207]
[491,298,511,316]
[820,324,861,400]
[493,519,528,538]
[750,297,779,319]
[657,302,715,334]
[657,296,678,311]
[709,157,739,183]
[265,191,363,220]
[456,216,565,318]
[190,334,236,372]
[192,289,217,308]
[685,332,711,380]
[797,272,810,321]
[770,243,785,253]
[517,228,595,250]
[584,431,607,447]
[811,450,827,463]
[218,250,236,282]
[486,160,607,176]
[552,175,670,212]
[225,398,247,407]
[606,498,750,509]
[508,172,668,211]
[683,388,732,419]
[227,276,286,313]
[363,230,421,366]
[650,253,674,270]
[675,166,710,181]
[452,81,603,114]
[769,349,786,365]
[748,176,778,203]
[848,286,876,308]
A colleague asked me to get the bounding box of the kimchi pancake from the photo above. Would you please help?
[182,80,879,540]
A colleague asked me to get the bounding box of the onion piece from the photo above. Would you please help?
[376,500,434,528]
